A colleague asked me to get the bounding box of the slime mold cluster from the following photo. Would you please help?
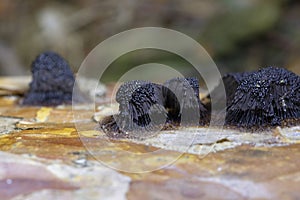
[99,77,208,138]
[100,66,300,138]
[23,52,299,136]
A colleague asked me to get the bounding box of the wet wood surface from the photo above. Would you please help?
[0,77,299,200]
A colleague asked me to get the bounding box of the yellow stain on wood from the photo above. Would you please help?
[36,107,53,122]
[78,130,99,137]
[47,127,76,136]
[0,137,16,147]
[21,127,76,136]
[0,97,18,106]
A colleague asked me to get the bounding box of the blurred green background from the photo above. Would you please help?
[0,0,299,83]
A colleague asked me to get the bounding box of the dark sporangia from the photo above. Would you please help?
[220,72,249,107]
[205,72,250,111]
[100,80,167,137]
[115,80,167,132]
[223,67,300,127]
[99,77,206,138]
[22,51,77,106]
[163,77,208,125]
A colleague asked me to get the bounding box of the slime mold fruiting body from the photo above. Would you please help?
[225,67,300,127]
[22,51,76,106]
